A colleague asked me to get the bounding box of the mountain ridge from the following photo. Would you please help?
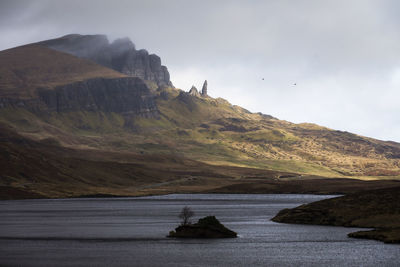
[37,34,172,87]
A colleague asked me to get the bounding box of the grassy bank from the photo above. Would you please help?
[272,186,400,243]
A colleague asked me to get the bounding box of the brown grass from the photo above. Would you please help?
[0,45,125,98]
[1,124,399,199]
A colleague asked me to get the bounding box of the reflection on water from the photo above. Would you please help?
[0,194,399,266]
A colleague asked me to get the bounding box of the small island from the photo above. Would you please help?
[168,216,237,238]
[167,207,237,238]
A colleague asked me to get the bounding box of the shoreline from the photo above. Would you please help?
[2,178,399,200]
[271,186,400,244]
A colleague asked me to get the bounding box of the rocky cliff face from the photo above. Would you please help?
[37,77,159,117]
[0,77,159,118]
[39,34,172,87]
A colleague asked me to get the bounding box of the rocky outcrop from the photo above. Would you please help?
[201,80,208,96]
[0,98,46,111]
[37,77,159,117]
[188,86,201,97]
[38,34,173,87]
[187,81,208,98]
[168,216,237,238]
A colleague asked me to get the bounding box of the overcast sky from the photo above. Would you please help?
[1,0,399,142]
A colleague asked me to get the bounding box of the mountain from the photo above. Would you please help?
[0,34,400,198]
[0,43,158,117]
[37,34,172,87]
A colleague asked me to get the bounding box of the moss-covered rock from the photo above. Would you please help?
[168,216,237,238]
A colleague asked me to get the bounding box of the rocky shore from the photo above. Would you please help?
[272,186,400,243]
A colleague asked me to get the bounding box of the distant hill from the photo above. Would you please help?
[0,34,400,198]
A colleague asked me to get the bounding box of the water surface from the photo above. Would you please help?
[0,194,399,266]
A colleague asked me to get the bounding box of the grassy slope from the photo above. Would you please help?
[1,84,400,179]
[0,123,290,198]
[2,123,399,199]
[271,186,400,243]
[0,45,126,98]
[132,87,400,178]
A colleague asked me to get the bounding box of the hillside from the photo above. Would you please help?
[148,90,400,177]
[0,44,126,99]
[2,123,399,199]
[0,34,400,199]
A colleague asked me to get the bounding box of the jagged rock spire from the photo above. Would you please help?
[189,86,200,97]
[201,80,208,96]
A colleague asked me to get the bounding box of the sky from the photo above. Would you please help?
[0,0,399,142]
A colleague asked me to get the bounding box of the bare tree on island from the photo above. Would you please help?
[179,206,194,225]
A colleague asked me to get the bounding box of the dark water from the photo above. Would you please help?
[0,194,399,267]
